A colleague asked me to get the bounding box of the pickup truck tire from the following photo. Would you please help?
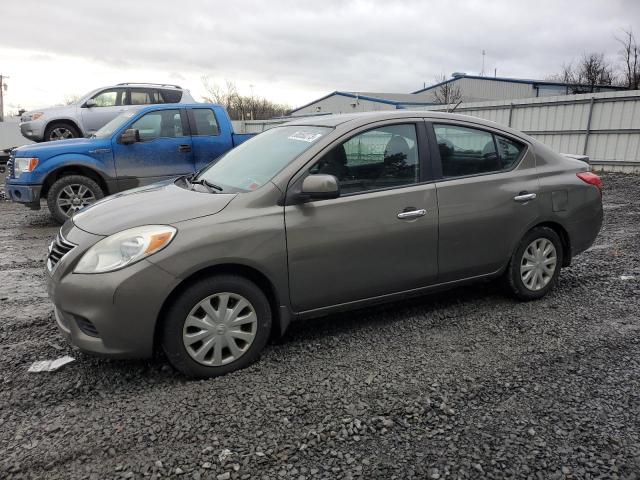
[44,122,80,141]
[161,275,272,379]
[47,175,104,224]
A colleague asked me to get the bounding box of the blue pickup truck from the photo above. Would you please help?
[5,103,253,223]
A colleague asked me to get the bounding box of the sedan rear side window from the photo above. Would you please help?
[311,124,419,194]
[434,124,526,178]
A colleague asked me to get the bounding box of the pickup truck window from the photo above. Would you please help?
[197,125,330,192]
[93,110,137,138]
[131,109,185,141]
[92,88,126,107]
[191,109,220,136]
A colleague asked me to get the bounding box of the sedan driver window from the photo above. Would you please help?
[311,124,420,194]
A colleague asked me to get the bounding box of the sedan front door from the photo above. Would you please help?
[285,122,439,313]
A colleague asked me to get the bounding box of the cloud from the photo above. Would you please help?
[0,0,638,110]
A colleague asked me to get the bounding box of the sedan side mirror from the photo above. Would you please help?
[83,99,97,108]
[299,174,340,201]
[119,128,140,145]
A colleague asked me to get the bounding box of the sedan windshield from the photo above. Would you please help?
[93,110,137,138]
[196,126,331,192]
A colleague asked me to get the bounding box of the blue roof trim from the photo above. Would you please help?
[412,74,626,94]
[290,91,436,113]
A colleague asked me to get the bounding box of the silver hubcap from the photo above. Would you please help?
[182,292,258,367]
[520,238,557,291]
[49,127,75,140]
[57,184,96,216]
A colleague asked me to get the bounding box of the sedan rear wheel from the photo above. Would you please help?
[162,275,272,378]
[507,226,563,300]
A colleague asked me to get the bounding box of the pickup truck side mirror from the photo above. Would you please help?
[83,99,97,108]
[119,128,140,145]
[299,174,340,201]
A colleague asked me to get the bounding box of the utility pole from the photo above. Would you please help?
[0,74,6,122]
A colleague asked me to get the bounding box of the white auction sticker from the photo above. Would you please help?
[288,131,323,143]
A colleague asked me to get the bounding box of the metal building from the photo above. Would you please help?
[289,74,626,116]
[289,91,436,117]
[412,73,625,102]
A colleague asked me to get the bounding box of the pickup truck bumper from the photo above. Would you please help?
[4,180,42,209]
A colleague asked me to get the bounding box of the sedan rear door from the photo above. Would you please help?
[429,121,540,282]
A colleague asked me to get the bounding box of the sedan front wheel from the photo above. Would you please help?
[162,275,272,378]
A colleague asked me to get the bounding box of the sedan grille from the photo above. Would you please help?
[47,231,76,272]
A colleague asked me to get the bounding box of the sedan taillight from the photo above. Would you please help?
[577,172,603,195]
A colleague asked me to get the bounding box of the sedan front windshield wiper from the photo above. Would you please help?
[189,177,223,192]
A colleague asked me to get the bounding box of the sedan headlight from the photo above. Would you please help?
[14,157,39,178]
[74,225,176,274]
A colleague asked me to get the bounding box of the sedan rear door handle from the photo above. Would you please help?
[397,208,427,220]
[514,192,537,203]
[178,144,192,153]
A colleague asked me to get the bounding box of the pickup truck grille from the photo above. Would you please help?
[6,154,14,178]
[47,230,76,272]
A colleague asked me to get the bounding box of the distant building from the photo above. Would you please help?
[289,73,626,116]
[289,91,436,117]
[412,73,625,103]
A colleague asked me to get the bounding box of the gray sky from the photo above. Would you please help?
[1,0,639,112]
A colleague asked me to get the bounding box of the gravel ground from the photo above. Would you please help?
[1,173,639,480]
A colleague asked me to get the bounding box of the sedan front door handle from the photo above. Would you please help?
[514,192,537,203]
[397,208,427,220]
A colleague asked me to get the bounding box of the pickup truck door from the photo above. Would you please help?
[111,108,194,190]
[187,107,234,171]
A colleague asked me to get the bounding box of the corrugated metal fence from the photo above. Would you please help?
[238,90,640,171]
[420,90,640,170]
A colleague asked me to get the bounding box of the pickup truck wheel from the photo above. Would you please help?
[44,122,80,141]
[47,175,104,224]
[162,275,272,379]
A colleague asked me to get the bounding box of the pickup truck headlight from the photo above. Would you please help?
[74,225,176,274]
[14,157,39,178]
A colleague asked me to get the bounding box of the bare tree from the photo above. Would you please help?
[64,94,81,105]
[432,75,462,105]
[547,62,577,84]
[201,77,289,120]
[616,28,640,90]
[577,53,615,86]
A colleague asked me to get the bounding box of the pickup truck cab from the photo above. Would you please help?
[5,104,253,223]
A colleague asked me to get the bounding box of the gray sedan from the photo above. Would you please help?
[47,111,603,378]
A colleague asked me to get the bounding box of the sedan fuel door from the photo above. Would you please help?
[430,122,539,282]
[284,121,439,314]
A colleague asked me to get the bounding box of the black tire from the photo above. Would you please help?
[43,122,81,142]
[46,175,104,224]
[162,275,272,379]
[506,226,564,301]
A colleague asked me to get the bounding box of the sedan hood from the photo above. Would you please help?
[73,180,236,235]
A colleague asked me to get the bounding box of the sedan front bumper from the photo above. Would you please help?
[47,225,179,358]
